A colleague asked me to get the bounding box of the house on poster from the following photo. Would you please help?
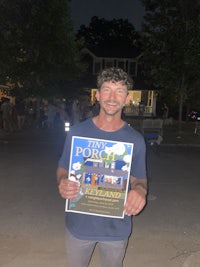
[82,158,128,190]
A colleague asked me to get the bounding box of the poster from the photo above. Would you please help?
[65,136,134,218]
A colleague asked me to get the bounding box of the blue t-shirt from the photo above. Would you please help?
[58,118,146,241]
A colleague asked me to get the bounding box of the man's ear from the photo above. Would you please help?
[95,90,100,101]
[125,93,131,105]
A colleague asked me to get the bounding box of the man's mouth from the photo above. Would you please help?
[105,101,118,106]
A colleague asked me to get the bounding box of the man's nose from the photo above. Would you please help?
[109,90,116,100]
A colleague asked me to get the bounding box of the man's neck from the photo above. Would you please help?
[93,115,125,132]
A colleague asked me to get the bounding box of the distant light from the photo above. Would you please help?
[65,122,70,132]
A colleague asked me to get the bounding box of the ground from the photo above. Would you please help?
[0,127,200,267]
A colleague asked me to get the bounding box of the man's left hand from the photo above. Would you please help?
[124,188,146,216]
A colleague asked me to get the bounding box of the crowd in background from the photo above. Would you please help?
[0,96,100,133]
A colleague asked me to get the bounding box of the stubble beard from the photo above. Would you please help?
[101,100,124,116]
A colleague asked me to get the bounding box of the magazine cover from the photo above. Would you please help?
[65,136,134,218]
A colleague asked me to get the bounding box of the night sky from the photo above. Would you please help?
[71,0,145,31]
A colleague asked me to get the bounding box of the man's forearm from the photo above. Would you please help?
[56,167,68,184]
[130,177,147,195]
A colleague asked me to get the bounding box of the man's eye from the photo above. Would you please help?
[117,89,124,93]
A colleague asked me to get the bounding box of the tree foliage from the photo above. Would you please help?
[76,16,141,54]
[0,0,85,98]
[140,0,200,123]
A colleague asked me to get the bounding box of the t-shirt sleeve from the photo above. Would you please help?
[130,135,147,179]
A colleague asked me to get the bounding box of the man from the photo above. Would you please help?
[57,67,147,267]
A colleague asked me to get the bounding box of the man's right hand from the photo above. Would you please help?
[58,178,80,199]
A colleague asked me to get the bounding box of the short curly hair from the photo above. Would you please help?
[97,67,133,91]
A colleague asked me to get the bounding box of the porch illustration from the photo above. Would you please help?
[81,158,129,190]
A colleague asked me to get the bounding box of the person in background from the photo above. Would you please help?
[162,103,169,124]
[72,99,80,124]
[92,99,100,116]
[1,98,13,132]
[15,98,26,130]
[139,100,145,117]
[0,98,3,129]
[56,67,147,267]
[46,103,56,129]
[26,100,36,128]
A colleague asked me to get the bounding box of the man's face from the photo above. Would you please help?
[96,81,130,116]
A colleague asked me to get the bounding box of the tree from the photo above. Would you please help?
[76,16,141,56]
[0,0,85,98]
[140,0,200,129]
